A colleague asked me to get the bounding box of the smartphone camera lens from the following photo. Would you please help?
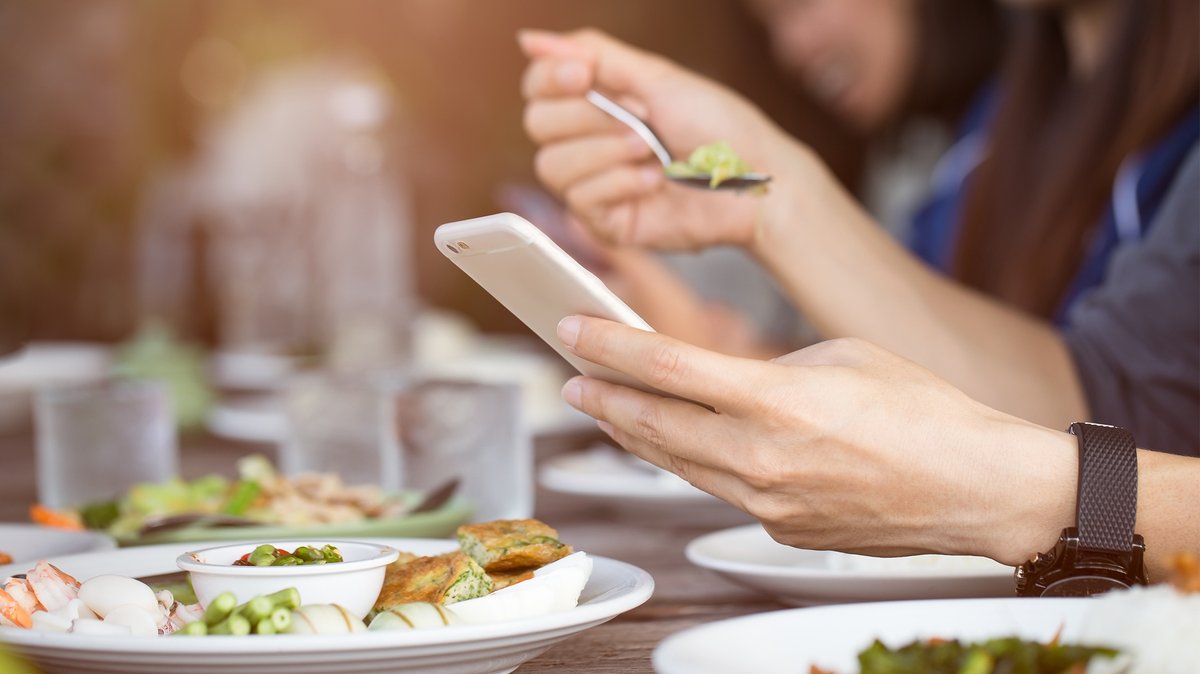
[446,244,460,254]
[456,241,470,250]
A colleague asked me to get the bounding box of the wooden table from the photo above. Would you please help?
[0,428,786,672]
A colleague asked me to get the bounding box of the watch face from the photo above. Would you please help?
[1042,574,1131,597]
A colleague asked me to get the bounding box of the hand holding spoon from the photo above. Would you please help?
[585,90,771,191]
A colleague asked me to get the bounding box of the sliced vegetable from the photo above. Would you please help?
[234,544,343,567]
[220,480,260,516]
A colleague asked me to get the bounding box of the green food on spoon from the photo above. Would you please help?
[664,141,753,188]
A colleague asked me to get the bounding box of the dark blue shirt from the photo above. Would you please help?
[906,94,1199,324]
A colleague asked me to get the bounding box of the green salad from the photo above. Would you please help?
[664,141,754,189]
[60,454,410,538]
[830,637,1120,674]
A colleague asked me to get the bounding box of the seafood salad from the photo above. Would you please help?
[1,561,203,635]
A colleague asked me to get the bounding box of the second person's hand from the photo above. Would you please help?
[518,28,804,251]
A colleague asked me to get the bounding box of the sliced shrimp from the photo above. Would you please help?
[1,577,43,614]
[26,561,80,612]
[0,587,33,629]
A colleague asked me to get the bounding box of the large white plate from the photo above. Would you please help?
[686,524,1014,605]
[0,538,654,674]
[539,444,717,504]
[0,524,115,565]
[653,597,1094,674]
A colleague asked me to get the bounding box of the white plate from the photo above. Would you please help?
[0,343,111,391]
[654,597,1093,674]
[686,524,1013,605]
[205,394,287,444]
[0,524,115,565]
[539,444,717,504]
[209,350,299,391]
[0,538,654,674]
[0,342,112,431]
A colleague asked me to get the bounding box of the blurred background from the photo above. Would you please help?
[0,0,864,353]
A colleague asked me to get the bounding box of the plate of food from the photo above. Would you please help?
[32,455,473,546]
[0,518,655,674]
[654,569,1199,674]
[0,525,114,567]
[686,525,1014,605]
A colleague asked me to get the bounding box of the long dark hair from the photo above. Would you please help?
[953,0,1199,317]
[902,0,1006,127]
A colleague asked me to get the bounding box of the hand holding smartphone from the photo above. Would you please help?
[435,213,654,392]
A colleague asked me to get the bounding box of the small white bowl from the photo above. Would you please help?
[177,540,399,619]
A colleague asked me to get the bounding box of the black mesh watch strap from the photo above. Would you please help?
[1069,422,1138,552]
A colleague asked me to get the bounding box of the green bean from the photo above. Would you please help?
[175,620,207,636]
[293,546,322,562]
[268,607,292,632]
[202,591,237,626]
[248,544,278,566]
[236,595,274,624]
[320,544,343,563]
[209,613,251,636]
[264,587,301,611]
[271,555,302,566]
[254,618,276,635]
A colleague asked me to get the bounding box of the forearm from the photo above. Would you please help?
[749,147,1088,428]
[1135,450,1200,579]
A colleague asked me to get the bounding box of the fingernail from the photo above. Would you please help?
[597,420,615,436]
[561,378,583,409]
[557,315,581,348]
[555,61,588,89]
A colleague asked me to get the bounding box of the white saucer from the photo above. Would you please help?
[0,524,116,566]
[686,524,1014,605]
[539,444,718,505]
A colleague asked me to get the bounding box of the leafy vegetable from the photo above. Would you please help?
[78,501,121,530]
[854,637,1119,674]
[221,480,261,516]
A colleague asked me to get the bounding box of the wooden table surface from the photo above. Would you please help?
[0,427,787,673]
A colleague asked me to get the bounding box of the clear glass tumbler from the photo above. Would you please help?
[279,371,402,491]
[35,380,179,508]
[387,378,532,521]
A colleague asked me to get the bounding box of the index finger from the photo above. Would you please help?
[556,315,771,412]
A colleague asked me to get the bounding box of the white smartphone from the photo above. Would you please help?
[435,212,653,391]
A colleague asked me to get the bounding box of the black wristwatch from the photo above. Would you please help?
[1014,422,1149,596]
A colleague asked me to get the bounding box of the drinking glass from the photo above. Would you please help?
[386,378,532,521]
[35,380,178,508]
[279,371,402,491]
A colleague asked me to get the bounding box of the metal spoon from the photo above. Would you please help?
[585,90,771,191]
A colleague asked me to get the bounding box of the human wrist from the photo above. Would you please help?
[976,421,1078,566]
[746,142,836,260]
